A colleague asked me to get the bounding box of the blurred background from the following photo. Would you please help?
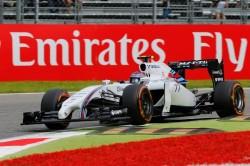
[0,0,249,24]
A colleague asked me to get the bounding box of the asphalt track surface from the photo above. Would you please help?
[0,89,249,139]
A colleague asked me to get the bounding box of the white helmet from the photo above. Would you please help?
[129,71,145,84]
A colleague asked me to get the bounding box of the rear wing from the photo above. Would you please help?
[168,59,224,88]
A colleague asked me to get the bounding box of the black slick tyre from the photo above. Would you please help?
[41,89,71,130]
[123,84,153,125]
[214,81,245,118]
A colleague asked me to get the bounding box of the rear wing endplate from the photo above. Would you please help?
[168,59,224,88]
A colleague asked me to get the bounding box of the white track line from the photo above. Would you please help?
[0,131,90,158]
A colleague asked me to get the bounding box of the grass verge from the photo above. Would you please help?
[0,80,248,93]
[5,118,250,159]
[0,81,99,93]
[5,135,164,160]
[3,131,250,165]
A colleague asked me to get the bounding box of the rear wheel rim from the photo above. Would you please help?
[234,86,244,112]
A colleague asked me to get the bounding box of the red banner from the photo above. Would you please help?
[0,24,249,81]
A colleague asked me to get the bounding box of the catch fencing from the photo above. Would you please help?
[0,0,249,24]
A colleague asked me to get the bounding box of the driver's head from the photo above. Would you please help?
[130,71,145,84]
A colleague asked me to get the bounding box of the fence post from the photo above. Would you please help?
[187,0,193,23]
[241,0,247,24]
[76,0,82,24]
[132,0,138,24]
[0,0,3,23]
[16,0,22,23]
[246,0,249,24]
[152,0,157,24]
[35,0,39,23]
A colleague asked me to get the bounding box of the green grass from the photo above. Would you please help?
[187,80,250,89]
[4,118,250,159]
[0,81,100,93]
[0,80,248,93]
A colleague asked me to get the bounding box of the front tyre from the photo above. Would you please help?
[123,84,153,125]
[41,89,71,130]
[214,81,245,118]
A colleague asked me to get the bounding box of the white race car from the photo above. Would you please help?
[22,57,245,130]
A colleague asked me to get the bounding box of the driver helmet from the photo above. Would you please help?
[129,71,145,84]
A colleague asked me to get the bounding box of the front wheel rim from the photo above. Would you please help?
[141,93,152,118]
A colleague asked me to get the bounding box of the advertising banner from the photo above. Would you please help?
[0,24,249,81]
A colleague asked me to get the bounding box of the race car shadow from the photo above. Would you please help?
[151,117,218,123]
[20,116,221,134]
[23,117,217,132]
[86,126,223,136]
[22,115,249,135]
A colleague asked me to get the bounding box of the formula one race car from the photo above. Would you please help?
[22,57,245,130]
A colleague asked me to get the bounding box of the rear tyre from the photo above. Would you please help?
[214,81,245,118]
[123,84,153,125]
[41,89,71,130]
